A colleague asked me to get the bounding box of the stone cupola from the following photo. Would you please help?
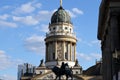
[44,0,77,68]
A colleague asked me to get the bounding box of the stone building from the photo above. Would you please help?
[33,1,82,79]
[18,63,35,80]
[20,0,82,80]
[97,0,120,80]
[45,4,77,69]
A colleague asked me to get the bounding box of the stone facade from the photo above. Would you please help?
[45,22,77,68]
[20,1,82,80]
[97,0,120,80]
[43,1,81,69]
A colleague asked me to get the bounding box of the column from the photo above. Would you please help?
[55,41,57,60]
[70,42,72,61]
[74,44,76,61]
[49,42,51,61]
[63,41,65,60]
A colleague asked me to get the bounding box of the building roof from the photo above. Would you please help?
[51,6,71,24]
[83,63,102,76]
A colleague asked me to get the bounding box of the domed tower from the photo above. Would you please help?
[45,1,77,68]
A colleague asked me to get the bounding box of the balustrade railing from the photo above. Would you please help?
[46,32,76,38]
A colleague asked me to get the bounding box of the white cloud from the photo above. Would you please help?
[67,8,83,18]
[66,10,76,18]
[77,52,101,61]
[77,52,92,61]
[37,10,53,21]
[0,20,17,28]
[0,50,23,70]
[39,8,83,19]
[0,74,16,80]
[0,4,83,28]
[13,9,55,26]
[20,2,35,13]
[81,40,100,47]
[35,24,48,32]
[13,2,41,14]
[13,16,39,25]
[39,11,50,14]
[12,6,83,26]
[0,51,11,68]
[90,53,101,59]
[25,35,44,43]
[72,8,84,15]
[24,35,45,54]
[34,3,42,8]
[13,2,35,14]
[0,14,9,20]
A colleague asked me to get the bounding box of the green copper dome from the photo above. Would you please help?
[51,6,71,24]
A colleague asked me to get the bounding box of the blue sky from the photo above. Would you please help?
[0,0,101,80]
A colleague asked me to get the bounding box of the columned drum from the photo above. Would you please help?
[44,6,77,68]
